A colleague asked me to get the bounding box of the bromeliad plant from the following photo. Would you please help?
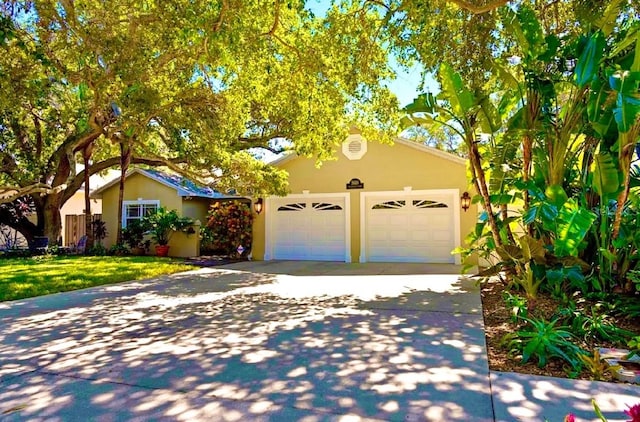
[502,316,586,370]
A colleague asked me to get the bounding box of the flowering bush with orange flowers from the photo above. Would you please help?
[201,200,252,257]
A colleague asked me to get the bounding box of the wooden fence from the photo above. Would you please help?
[64,214,102,246]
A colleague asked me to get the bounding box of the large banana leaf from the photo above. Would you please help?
[553,199,597,257]
[477,93,502,133]
[592,152,621,199]
[438,63,475,116]
[399,115,433,130]
[610,70,640,133]
[500,7,544,61]
[403,92,438,114]
[489,133,519,193]
[575,31,606,88]
[597,0,624,36]
[518,235,546,264]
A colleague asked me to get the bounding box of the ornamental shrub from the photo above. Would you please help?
[203,200,252,257]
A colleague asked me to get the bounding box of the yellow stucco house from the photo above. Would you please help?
[92,168,239,257]
[251,134,474,264]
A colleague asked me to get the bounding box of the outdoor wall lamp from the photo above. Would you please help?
[253,198,263,215]
[461,192,471,212]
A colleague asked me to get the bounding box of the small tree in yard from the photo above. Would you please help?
[203,201,252,257]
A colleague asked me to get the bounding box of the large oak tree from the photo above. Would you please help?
[0,1,399,244]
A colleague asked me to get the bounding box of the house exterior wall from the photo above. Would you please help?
[252,138,476,264]
[181,198,210,224]
[61,191,102,245]
[100,173,199,257]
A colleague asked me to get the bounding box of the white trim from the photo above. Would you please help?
[270,136,467,168]
[392,137,467,165]
[122,199,160,228]
[265,192,351,262]
[359,189,461,264]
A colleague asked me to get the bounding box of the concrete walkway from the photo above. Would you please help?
[0,261,638,421]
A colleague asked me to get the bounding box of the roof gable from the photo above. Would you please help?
[270,136,467,167]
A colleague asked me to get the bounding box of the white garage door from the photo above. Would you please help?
[363,191,458,263]
[269,195,348,261]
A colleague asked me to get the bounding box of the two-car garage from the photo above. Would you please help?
[252,135,472,265]
[265,189,460,264]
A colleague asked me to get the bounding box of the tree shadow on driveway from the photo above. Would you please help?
[0,265,492,421]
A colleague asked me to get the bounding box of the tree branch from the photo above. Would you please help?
[447,0,510,14]
[264,0,281,36]
[0,183,68,205]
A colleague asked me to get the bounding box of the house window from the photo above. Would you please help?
[122,200,160,227]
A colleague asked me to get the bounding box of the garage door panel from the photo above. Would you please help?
[368,230,388,241]
[365,192,456,263]
[389,231,408,241]
[411,230,430,241]
[271,196,347,261]
[432,230,453,242]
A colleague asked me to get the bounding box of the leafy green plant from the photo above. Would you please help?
[121,219,151,253]
[581,309,634,344]
[627,336,640,359]
[555,300,634,344]
[143,207,193,246]
[503,291,528,323]
[545,265,586,301]
[108,243,130,256]
[87,244,107,256]
[502,317,585,369]
[491,235,546,299]
[92,219,108,246]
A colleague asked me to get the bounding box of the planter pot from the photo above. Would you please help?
[155,245,170,257]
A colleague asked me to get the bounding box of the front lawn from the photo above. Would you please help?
[0,256,193,302]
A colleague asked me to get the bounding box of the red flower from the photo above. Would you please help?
[626,403,640,422]
[564,414,576,422]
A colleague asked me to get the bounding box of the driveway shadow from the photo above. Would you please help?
[0,264,492,421]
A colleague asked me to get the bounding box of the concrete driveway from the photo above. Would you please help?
[0,261,491,421]
[2,261,638,421]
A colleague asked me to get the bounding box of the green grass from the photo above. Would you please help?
[0,255,193,301]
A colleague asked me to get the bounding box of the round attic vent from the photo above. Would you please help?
[342,133,367,160]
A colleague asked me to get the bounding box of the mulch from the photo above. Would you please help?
[184,255,248,267]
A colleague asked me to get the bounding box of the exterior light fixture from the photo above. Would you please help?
[461,192,471,212]
[253,198,263,215]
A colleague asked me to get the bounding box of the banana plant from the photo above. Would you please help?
[403,63,508,248]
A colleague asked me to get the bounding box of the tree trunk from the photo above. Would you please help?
[468,138,503,248]
[522,133,533,236]
[115,141,132,245]
[611,143,635,241]
[83,145,94,250]
[42,196,63,245]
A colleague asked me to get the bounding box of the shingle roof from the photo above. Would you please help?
[140,168,232,199]
[91,168,239,199]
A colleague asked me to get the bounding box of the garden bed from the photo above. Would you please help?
[480,277,640,382]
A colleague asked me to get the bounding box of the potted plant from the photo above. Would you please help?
[121,219,151,256]
[143,207,193,257]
